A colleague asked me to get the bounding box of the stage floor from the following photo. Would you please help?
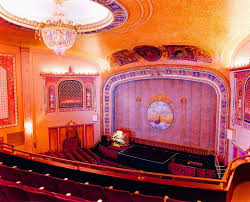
[118,145,178,172]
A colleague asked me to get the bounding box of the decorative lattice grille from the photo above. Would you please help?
[58,80,83,108]
[0,66,8,119]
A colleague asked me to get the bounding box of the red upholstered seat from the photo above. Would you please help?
[27,187,90,202]
[196,168,206,178]
[132,193,164,202]
[166,198,187,202]
[0,190,8,202]
[56,178,82,197]
[168,163,185,175]
[71,151,88,163]
[0,183,29,202]
[184,166,196,177]
[104,187,132,202]
[0,165,21,182]
[20,169,43,188]
[99,144,118,159]
[81,147,100,163]
[64,151,77,161]
[77,148,97,164]
[205,169,216,178]
[75,183,105,201]
[36,174,61,193]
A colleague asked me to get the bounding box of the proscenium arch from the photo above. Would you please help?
[102,66,230,156]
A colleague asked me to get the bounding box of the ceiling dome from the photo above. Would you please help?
[0,0,127,32]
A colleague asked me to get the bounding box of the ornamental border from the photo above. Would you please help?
[0,54,18,128]
[102,67,230,155]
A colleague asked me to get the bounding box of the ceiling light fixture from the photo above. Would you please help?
[36,0,77,55]
[0,0,127,56]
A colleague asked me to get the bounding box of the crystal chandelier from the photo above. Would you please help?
[38,1,77,55]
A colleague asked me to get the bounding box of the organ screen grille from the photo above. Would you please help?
[58,80,83,108]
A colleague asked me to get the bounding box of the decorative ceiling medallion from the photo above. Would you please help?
[0,0,127,33]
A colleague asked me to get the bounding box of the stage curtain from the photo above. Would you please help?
[113,79,217,150]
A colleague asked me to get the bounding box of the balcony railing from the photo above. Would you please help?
[0,142,249,192]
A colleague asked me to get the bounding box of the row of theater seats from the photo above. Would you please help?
[44,148,100,164]
[174,153,215,170]
[168,163,216,178]
[0,163,187,202]
[98,144,119,160]
[0,178,90,202]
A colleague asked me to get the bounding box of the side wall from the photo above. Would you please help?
[30,49,102,153]
[228,68,250,161]
[0,44,24,150]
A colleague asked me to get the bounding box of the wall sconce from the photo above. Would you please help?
[24,121,33,135]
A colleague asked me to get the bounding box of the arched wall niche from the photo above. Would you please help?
[102,65,230,156]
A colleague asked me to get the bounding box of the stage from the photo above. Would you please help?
[117,144,216,173]
[118,145,178,172]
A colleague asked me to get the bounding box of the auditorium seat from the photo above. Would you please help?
[37,174,62,193]
[71,151,88,163]
[26,187,90,202]
[64,151,77,161]
[0,165,21,182]
[104,187,132,202]
[184,166,196,177]
[196,168,206,178]
[56,178,83,197]
[20,169,43,188]
[57,151,67,159]
[75,183,105,201]
[0,160,191,202]
[205,169,216,178]
[0,182,30,202]
[0,190,7,202]
[132,192,164,202]
[99,144,118,159]
[77,148,97,164]
[82,147,101,163]
[168,163,185,176]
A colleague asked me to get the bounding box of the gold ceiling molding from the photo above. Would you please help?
[0,0,128,33]
[113,0,154,34]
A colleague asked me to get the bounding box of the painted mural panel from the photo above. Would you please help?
[146,100,174,131]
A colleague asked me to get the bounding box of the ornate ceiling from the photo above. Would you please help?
[0,0,249,69]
